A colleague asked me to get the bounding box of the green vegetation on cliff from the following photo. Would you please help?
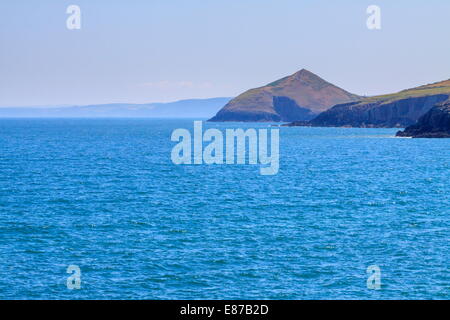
[360,79,450,105]
[288,79,450,128]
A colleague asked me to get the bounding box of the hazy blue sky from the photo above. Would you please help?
[1,0,450,106]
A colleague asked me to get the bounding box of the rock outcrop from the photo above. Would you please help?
[396,100,450,138]
[286,79,450,128]
[208,69,360,122]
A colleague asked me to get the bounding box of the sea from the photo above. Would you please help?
[0,119,448,299]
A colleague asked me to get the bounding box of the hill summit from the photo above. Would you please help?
[209,69,360,122]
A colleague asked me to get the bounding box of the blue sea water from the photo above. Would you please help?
[0,119,448,300]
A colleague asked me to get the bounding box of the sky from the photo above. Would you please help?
[1,0,450,106]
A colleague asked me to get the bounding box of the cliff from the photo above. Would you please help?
[208,69,360,122]
[396,100,450,138]
[286,79,450,128]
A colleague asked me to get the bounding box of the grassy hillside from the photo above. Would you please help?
[209,69,361,122]
[359,79,450,105]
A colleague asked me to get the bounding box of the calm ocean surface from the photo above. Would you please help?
[0,119,448,299]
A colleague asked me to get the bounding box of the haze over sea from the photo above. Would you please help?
[0,119,448,299]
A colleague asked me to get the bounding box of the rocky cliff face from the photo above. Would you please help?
[208,69,360,122]
[308,94,449,128]
[286,78,450,128]
[396,100,450,138]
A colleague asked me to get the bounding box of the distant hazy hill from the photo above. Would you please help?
[209,69,360,122]
[299,79,450,128]
[0,97,231,118]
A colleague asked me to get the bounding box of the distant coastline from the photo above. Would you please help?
[0,97,231,119]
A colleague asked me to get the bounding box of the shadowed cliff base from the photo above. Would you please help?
[396,100,450,138]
